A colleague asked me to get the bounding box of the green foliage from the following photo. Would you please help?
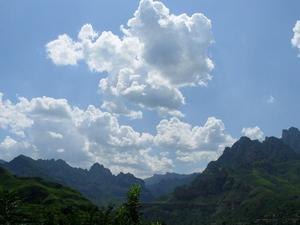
[0,190,25,225]
[125,184,142,224]
[112,185,162,225]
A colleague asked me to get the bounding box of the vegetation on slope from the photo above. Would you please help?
[0,167,163,225]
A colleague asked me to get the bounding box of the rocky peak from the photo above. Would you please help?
[89,163,112,177]
[217,135,298,169]
[282,127,300,153]
[116,172,144,186]
[9,155,35,167]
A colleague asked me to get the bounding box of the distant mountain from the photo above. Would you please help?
[144,128,300,225]
[0,159,6,164]
[0,166,93,223]
[1,155,152,206]
[144,172,198,199]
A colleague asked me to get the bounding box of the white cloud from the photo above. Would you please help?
[57,148,65,153]
[0,93,235,177]
[292,20,300,55]
[0,92,33,137]
[176,151,219,163]
[101,100,143,120]
[0,93,171,177]
[0,136,34,161]
[48,131,64,139]
[0,136,17,149]
[154,117,235,162]
[267,95,275,104]
[46,34,83,65]
[46,0,214,118]
[125,0,214,87]
[241,126,264,141]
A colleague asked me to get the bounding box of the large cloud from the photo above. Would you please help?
[46,0,214,118]
[155,117,235,163]
[0,93,170,177]
[292,20,300,55]
[0,93,235,177]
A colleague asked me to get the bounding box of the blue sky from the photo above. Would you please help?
[0,0,300,177]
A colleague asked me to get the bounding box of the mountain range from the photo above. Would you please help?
[0,155,192,206]
[143,127,300,225]
[0,155,152,206]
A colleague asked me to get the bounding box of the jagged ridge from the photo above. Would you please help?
[1,155,152,206]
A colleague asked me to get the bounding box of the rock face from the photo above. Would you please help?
[282,127,300,153]
[1,155,152,206]
[144,128,300,225]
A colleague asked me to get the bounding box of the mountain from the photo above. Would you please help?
[1,155,152,206]
[144,172,198,199]
[282,127,300,154]
[0,166,94,223]
[143,129,300,225]
[0,159,6,164]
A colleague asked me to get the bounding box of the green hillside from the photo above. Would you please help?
[0,166,94,224]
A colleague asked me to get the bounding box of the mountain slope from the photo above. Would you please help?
[144,129,300,225]
[1,156,152,206]
[0,166,94,223]
[145,172,198,199]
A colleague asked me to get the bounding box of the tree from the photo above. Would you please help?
[114,184,163,225]
[0,189,24,225]
[125,184,142,225]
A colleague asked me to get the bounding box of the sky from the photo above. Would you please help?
[0,0,300,178]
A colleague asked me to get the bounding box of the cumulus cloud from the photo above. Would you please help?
[0,93,33,137]
[46,0,214,118]
[0,93,235,177]
[0,93,172,177]
[292,20,300,55]
[241,126,264,141]
[46,34,83,65]
[155,117,235,163]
